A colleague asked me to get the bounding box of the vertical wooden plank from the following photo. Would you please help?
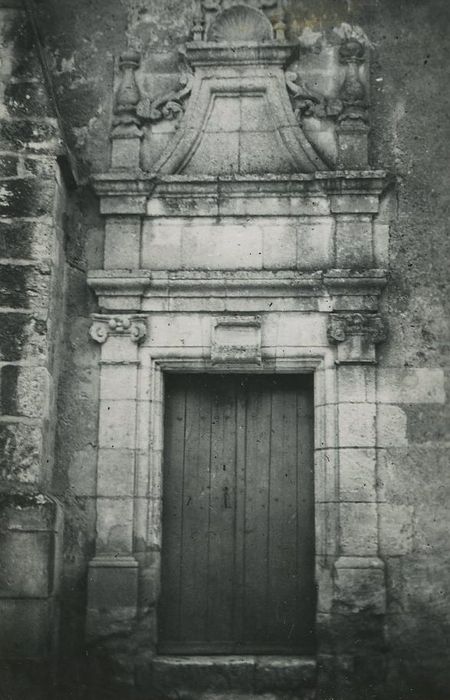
[206,375,238,643]
[179,375,212,643]
[242,375,272,646]
[266,376,301,646]
[159,376,187,644]
[296,378,315,649]
[233,378,247,650]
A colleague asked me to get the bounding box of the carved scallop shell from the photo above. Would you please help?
[207,4,274,43]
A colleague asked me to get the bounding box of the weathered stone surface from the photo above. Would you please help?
[339,448,377,502]
[340,503,378,556]
[377,368,446,404]
[0,422,42,483]
[0,179,56,217]
[379,504,414,555]
[376,405,408,447]
[334,566,386,615]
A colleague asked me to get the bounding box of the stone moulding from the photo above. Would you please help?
[87,269,387,303]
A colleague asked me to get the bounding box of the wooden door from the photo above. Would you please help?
[159,373,315,654]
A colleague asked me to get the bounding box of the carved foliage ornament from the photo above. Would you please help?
[137,73,194,124]
[286,36,369,127]
[89,315,147,345]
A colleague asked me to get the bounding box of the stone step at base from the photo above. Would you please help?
[145,656,317,699]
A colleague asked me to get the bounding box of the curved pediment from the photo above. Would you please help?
[111,19,372,175]
[150,44,328,175]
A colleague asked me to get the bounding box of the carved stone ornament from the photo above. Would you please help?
[328,313,387,364]
[328,313,387,345]
[195,0,281,42]
[112,49,142,138]
[89,314,147,345]
[212,315,262,365]
[337,38,369,125]
[137,73,194,124]
[285,71,343,122]
[207,4,274,42]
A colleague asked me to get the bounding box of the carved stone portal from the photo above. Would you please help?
[87,7,391,696]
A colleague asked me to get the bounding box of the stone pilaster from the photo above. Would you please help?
[318,311,387,699]
[86,313,147,639]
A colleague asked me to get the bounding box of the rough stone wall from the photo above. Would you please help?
[0,1,74,696]
[0,1,449,699]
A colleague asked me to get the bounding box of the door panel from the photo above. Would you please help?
[159,373,315,654]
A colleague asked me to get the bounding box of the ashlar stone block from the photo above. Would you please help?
[335,215,373,268]
[338,403,376,448]
[377,368,445,404]
[296,218,334,270]
[340,503,378,556]
[376,405,408,447]
[104,216,141,269]
[98,400,137,450]
[379,504,414,555]
[334,560,386,614]
[339,448,377,502]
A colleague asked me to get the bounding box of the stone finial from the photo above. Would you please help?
[338,38,369,125]
[89,314,147,345]
[192,13,204,42]
[328,313,387,364]
[112,49,142,138]
[274,17,287,43]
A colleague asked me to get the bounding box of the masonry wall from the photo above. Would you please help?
[0,1,449,699]
[0,0,69,695]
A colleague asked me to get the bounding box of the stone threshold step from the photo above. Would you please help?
[148,656,316,698]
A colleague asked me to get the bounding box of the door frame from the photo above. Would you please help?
[138,351,337,655]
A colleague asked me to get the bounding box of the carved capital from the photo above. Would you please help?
[328,313,387,364]
[89,314,147,345]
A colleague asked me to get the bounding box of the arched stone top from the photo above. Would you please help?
[207,4,273,43]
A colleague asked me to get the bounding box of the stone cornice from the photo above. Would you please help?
[87,269,387,301]
[184,41,297,66]
[91,170,390,215]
